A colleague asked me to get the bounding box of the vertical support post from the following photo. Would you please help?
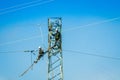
[48,17,63,80]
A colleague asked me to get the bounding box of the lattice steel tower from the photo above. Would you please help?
[48,17,63,80]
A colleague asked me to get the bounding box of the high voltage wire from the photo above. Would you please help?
[0,50,38,53]
[63,50,120,60]
[0,0,54,15]
[1,49,119,77]
[19,63,35,77]
[63,17,120,32]
[0,50,24,53]
[0,17,120,46]
[38,24,47,49]
[0,35,41,46]
[0,0,43,11]
[0,49,120,61]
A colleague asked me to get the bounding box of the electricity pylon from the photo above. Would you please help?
[48,17,63,80]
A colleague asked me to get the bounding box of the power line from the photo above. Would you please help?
[19,63,35,77]
[63,17,120,32]
[0,50,38,53]
[0,0,54,15]
[0,0,43,11]
[0,35,40,46]
[63,49,120,60]
[0,17,120,46]
[1,49,120,60]
[38,24,47,49]
[0,50,24,53]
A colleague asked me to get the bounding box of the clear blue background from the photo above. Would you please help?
[0,0,120,80]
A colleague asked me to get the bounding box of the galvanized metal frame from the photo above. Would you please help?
[48,17,63,80]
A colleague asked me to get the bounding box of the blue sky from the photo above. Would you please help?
[0,0,120,80]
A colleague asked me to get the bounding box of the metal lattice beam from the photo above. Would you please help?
[48,17,63,80]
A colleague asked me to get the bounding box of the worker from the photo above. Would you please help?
[55,29,61,41]
[53,29,61,49]
[34,47,44,63]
